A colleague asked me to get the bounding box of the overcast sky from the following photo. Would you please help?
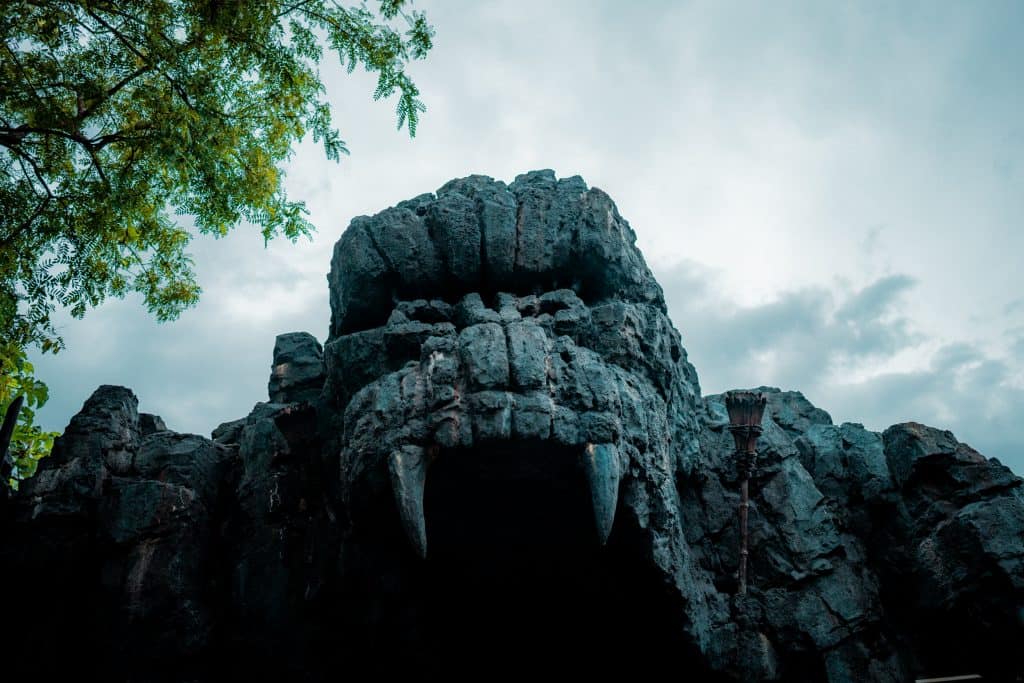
[30,0,1024,473]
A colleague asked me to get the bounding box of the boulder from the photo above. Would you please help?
[267,331,325,404]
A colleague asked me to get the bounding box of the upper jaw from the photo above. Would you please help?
[337,287,640,557]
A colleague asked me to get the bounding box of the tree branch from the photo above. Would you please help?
[82,8,150,63]
[1,148,55,248]
[1,44,56,115]
[0,124,91,148]
[76,65,152,122]
[0,129,28,147]
[83,8,213,119]
[84,145,109,187]
[276,0,319,19]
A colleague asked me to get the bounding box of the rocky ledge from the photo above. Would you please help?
[2,171,1021,681]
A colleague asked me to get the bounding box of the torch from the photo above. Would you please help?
[725,390,767,596]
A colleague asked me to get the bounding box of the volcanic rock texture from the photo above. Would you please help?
[3,171,1022,681]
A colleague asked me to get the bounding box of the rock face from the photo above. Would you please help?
[2,386,233,677]
[2,171,1021,681]
[689,392,1023,681]
[268,331,325,404]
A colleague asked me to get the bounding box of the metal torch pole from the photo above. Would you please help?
[733,426,759,597]
[738,475,749,595]
[725,392,766,598]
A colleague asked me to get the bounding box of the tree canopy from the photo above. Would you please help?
[0,0,434,488]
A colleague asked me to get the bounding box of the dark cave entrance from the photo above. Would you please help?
[406,439,711,677]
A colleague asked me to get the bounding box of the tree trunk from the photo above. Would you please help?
[0,394,24,495]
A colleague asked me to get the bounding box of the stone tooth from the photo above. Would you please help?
[582,443,621,545]
[388,445,430,559]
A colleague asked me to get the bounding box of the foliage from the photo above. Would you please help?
[1,0,434,487]
[1,340,58,489]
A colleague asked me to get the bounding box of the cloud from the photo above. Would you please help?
[31,230,329,439]
[1006,298,1024,316]
[658,263,920,390]
[26,0,1023,480]
[658,261,1023,472]
[833,353,1024,470]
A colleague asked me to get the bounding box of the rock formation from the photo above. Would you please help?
[2,171,1021,681]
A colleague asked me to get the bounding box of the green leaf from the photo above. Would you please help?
[0,1,434,490]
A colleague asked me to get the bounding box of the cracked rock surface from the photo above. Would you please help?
[2,171,1021,681]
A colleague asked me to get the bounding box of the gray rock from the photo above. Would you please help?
[453,292,501,327]
[874,422,1024,679]
[505,320,549,389]
[3,385,233,676]
[325,171,666,339]
[268,331,325,404]
[5,172,1022,682]
[138,412,167,435]
[458,322,509,390]
[212,416,246,444]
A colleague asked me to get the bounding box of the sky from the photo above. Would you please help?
[30,0,1024,473]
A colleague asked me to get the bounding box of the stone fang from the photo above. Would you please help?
[582,442,621,545]
[388,445,429,559]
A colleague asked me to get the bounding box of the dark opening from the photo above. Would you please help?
[406,440,715,678]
